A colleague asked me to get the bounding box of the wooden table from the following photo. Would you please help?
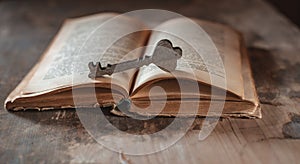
[0,0,299,163]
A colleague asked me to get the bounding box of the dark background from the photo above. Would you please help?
[267,0,300,26]
[0,0,299,26]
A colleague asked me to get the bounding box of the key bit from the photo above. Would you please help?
[88,39,182,78]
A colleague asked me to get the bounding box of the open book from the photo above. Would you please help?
[4,13,261,118]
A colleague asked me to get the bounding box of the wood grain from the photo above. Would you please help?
[0,0,299,163]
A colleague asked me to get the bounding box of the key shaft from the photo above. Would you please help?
[88,39,182,78]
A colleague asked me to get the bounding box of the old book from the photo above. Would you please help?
[4,13,261,118]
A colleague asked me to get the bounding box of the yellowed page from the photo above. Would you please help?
[129,40,261,118]
[132,18,244,98]
[22,13,149,95]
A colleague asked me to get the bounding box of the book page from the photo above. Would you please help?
[132,18,244,98]
[22,13,149,95]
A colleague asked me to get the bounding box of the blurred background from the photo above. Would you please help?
[267,0,300,26]
[0,0,299,27]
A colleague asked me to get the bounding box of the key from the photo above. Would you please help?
[88,39,182,78]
